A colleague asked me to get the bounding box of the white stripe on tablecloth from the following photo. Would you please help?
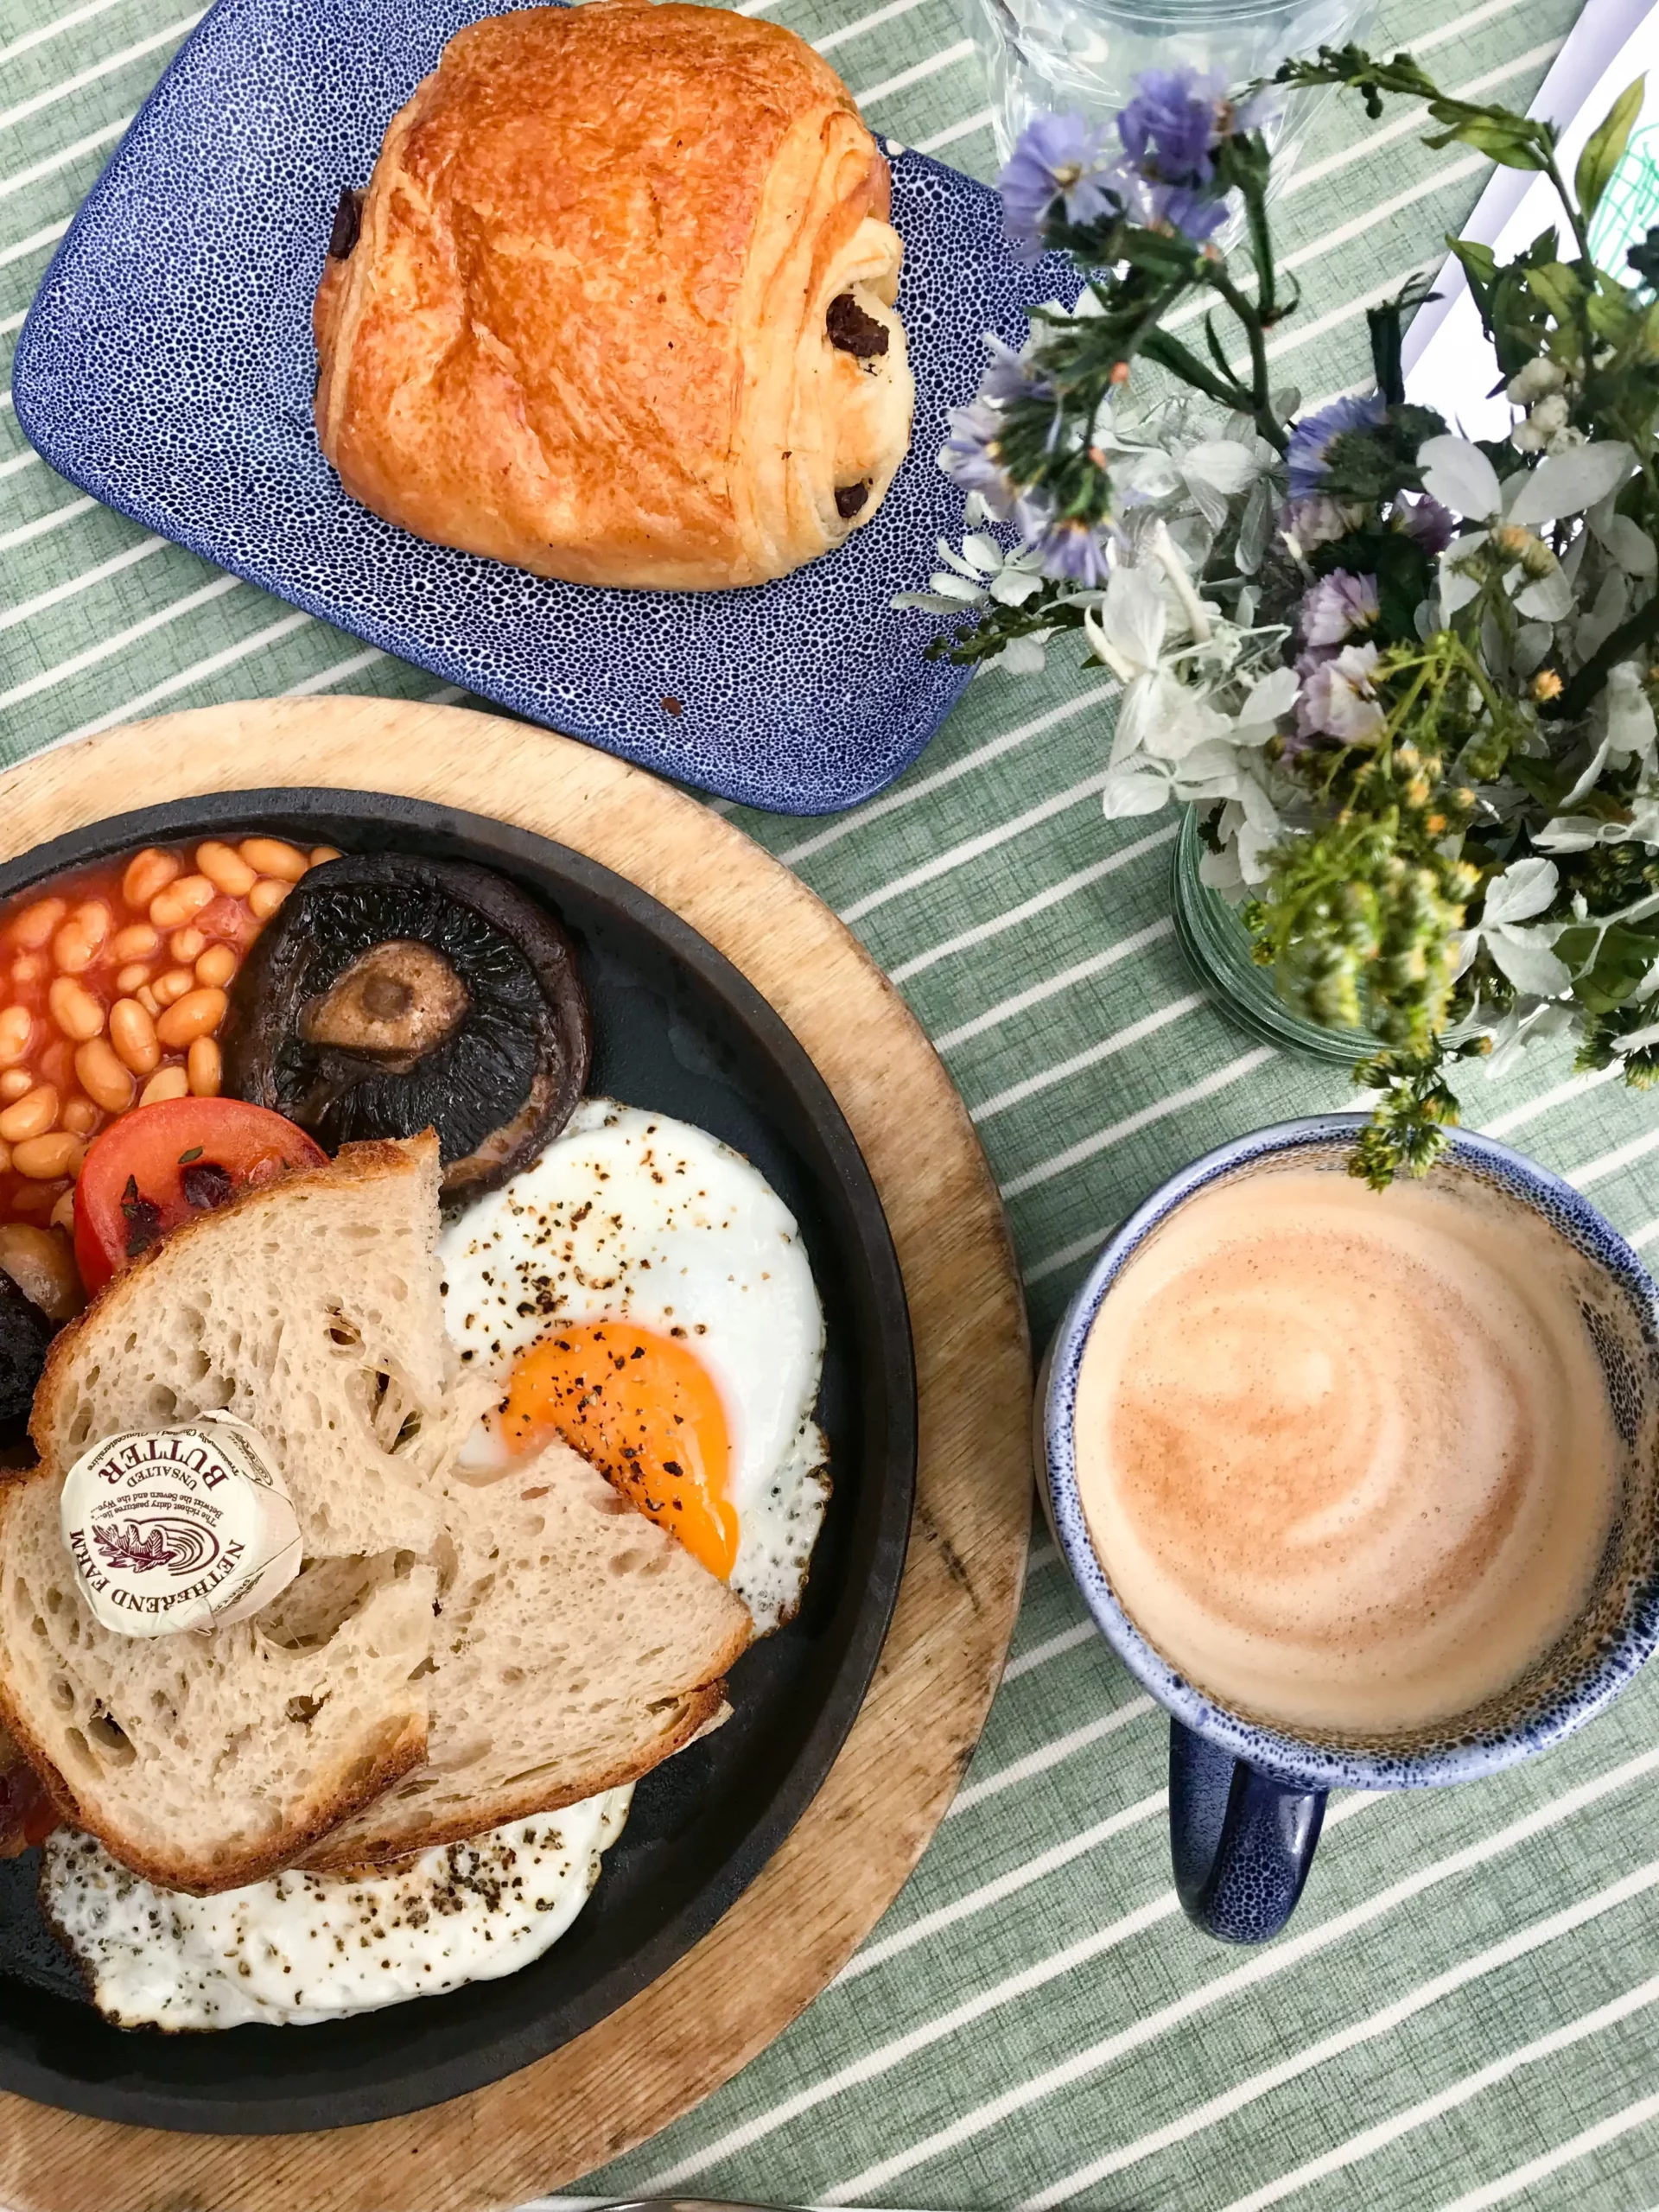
[970,996,1205,1122]
[1001,1618,1098,1680]
[1219,1976,1659,2212]
[1027,1538,1058,1572]
[1268,264,1435,362]
[0,112,129,199]
[815,0,932,55]
[0,308,26,334]
[0,216,70,267]
[1006,1048,1276,1206]
[0,11,207,135]
[0,494,95,551]
[853,41,974,107]
[891,827,1176,984]
[780,683,1116,867]
[814,1748,1659,2206]
[1479,1063,1624,1137]
[839,1792,1167,1981]
[934,918,1175,1052]
[52,610,313,741]
[1567,1125,1659,1190]
[280,646,387,696]
[0,446,39,479]
[1433,2090,1659,2211]
[947,1696,1156,1815]
[0,0,141,66]
[839,770,1109,924]
[1026,1861,1659,2207]
[0,572,238,709]
[0,533,168,632]
[918,108,994,154]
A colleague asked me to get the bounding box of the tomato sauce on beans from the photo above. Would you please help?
[0,836,340,1262]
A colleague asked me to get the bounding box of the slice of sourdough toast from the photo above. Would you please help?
[304,1441,752,1869]
[0,1137,457,1892]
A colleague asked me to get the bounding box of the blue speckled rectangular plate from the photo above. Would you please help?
[11,0,1058,813]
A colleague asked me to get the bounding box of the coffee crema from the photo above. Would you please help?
[1073,1166,1623,1736]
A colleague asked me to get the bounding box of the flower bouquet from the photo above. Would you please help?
[901,53,1659,1182]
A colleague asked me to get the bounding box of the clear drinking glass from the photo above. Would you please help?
[960,0,1376,180]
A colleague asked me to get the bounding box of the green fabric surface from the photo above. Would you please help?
[6,0,1659,2203]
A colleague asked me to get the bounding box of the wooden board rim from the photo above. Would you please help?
[0,696,1033,2212]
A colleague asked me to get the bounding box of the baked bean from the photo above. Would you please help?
[187,1036,221,1097]
[61,1098,99,1137]
[13,1133,84,1181]
[0,1223,81,1319]
[111,923,159,963]
[136,985,162,1018]
[52,902,111,975]
[0,1007,31,1067]
[9,898,65,951]
[239,837,308,883]
[109,999,160,1076]
[139,1066,190,1108]
[49,1191,76,1234]
[310,846,343,867]
[196,840,258,898]
[10,956,43,988]
[123,850,180,911]
[47,976,105,1044]
[114,962,152,995]
[149,874,215,930]
[0,1071,31,1103]
[11,1182,54,1215]
[37,1039,73,1091]
[153,968,194,1007]
[75,1039,135,1115]
[0,1141,10,1174]
[0,1086,56,1144]
[248,877,292,921]
[169,928,207,963]
[156,987,227,1049]
[194,944,237,989]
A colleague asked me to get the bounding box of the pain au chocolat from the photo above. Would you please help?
[312,1,914,591]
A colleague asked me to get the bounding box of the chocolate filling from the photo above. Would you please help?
[827,293,890,359]
[836,480,871,518]
[327,188,365,261]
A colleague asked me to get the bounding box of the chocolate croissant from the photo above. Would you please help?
[312,1,914,591]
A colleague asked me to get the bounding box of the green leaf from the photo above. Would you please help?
[1557,918,1659,1011]
[1527,260,1586,323]
[1424,112,1550,169]
[1575,75,1645,224]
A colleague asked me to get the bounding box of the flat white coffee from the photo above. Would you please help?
[1073,1166,1621,1735]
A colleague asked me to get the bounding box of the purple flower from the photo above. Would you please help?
[939,398,1023,519]
[1031,513,1113,586]
[998,114,1116,254]
[1296,642,1386,744]
[1300,570,1380,651]
[1109,165,1228,243]
[1286,392,1386,500]
[979,332,1054,408]
[1118,68,1226,185]
[1395,492,1455,555]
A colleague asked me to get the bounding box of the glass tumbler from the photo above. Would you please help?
[959,0,1376,181]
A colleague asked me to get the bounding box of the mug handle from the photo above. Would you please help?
[1168,1720,1326,1944]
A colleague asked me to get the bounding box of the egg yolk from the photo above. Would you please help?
[494,1322,739,1580]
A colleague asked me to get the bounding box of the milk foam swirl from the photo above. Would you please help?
[1073,1168,1622,1735]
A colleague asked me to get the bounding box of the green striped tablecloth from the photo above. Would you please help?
[8,0,1659,2203]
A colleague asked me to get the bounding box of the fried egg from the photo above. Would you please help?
[42,1788,632,2030]
[440,1098,830,1633]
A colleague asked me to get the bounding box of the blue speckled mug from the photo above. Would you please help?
[1039,1114,1659,1946]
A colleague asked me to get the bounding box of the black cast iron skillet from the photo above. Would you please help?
[0,788,916,2134]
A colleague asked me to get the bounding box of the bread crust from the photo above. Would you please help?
[313,0,913,588]
[301,1675,737,1873]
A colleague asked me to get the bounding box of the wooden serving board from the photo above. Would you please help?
[0,698,1034,2212]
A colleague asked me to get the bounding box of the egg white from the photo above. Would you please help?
[42,1789,632,2030]
[440,1098,830,1632]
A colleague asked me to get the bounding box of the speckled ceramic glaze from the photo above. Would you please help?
[1040,1114,1659,1942]
[10,0,1067,814]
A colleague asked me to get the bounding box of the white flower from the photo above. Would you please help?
[1454,858,1570,996]
[1602,660,1657,766]
[1506,359,1567,406]
[1418,434,1632,526]
[1483,998,1576,1078]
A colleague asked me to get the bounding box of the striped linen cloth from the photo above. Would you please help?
[8,0,1659,2203]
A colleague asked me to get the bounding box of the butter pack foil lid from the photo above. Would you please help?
[60,1412,302,1637]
